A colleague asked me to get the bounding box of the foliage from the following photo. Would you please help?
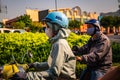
[0,32,90,65]
[67,32,90,47]
[30,22,43,32]
[100,16,113,28]
[100,16,120,28]
[12,15,44,32]
[113,16,120,28]
[69,20,81,29]
[112,42,120,63]
[0,32,120,78]
[16,15,44,32]
[18,15,32,27]
[11,21,25,29]
[0,32,90,78]
[76,62,86,78]
[0,32,50,64]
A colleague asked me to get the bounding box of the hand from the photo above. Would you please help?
[72,51,79,56]
[72,46,79,56]
[72,46,79,51]
[76,56,82,61]
[28,63,34,68]
[11,72,26,80]
[17,64,29,70]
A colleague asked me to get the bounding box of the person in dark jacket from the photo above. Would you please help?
[72,19,112,80]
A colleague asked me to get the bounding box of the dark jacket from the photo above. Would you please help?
[76,32,112,71]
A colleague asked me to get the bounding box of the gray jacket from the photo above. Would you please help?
[76,31,112,71]
[26,28,76,80]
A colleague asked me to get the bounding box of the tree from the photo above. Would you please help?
[11,21,25,29]
[30,22,43,32]
[18,15,32,27]
[100,16,114,28]
[113,16,120,28]
[100,16,120,34]
[69,20,81,29]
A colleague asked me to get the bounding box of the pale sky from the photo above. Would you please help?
[0,0,119,21]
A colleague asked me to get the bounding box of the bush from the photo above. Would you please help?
[0,32,50,64]
[76,62,86,78]
[0,32,89,78]
[0,32,120,78]
[112,42,120,63]
[0,32,90,65]
[67,32,90,47]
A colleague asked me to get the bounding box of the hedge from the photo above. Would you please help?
[0,32,120,78]
[0,32,50,64]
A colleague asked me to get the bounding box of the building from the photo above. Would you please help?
[100,9,120,17]
[26,9,39,22]
[38,6,98,33]
[5,17,20,28]
[3,6,98,32]
[25,6,98,22]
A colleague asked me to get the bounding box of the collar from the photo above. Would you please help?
[91,31,102,41]
[49,28,71,43]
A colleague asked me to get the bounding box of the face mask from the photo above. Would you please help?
[45,28,53,38]
[87,27,95,36]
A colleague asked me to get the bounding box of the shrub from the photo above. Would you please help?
[0,32,120,78]
[0,32,50,64]
[112,42,120,63]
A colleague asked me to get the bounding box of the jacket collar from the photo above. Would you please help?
[91,31,102,41]
[49,28,71,43]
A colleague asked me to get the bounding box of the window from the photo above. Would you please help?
[13,30,20,33]
[3,30,11,33]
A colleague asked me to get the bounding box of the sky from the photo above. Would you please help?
[0,0,119,21]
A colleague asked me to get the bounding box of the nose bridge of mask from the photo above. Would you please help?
[87,27,95,35]
[45,27,52,33]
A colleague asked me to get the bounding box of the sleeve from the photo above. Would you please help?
[40,43,65,78]
[81,40,110,63]
[26,43,65,79]
[77,44,89,55]
[33,62,49,71]
[75,39,92,55]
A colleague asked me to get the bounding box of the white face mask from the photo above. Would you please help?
[87,27,95,36]
[45,28,53,38]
